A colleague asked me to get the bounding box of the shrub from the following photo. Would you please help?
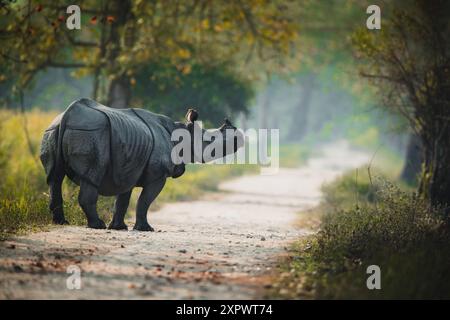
[273,172,450,299]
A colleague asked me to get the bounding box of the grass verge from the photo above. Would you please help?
[279,143,311,168]
[270,149,450,299]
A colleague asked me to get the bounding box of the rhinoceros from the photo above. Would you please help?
[40,98,243,231]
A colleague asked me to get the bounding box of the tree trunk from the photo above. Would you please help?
[259,89,270,129]
[239,112,248,131]
[400,133,423,185]
[419,126,450,215]
[106,0,133,108]
[288,74,315,141]
[107,77,132,108]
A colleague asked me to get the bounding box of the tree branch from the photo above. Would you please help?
[65,33,97,47]
[48,5,115,16]
[47,61,88,68]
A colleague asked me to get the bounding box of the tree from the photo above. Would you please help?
[132,62,253,124]
[287,73,316,141]
[400,132,423,185]
[0,0,298,109]
[262,0,385,142]
[353,0,450,211]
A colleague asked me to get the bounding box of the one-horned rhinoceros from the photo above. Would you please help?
[40,98,244,231]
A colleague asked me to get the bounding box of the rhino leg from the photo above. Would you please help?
[49,176,68,225]
[108,190,132,230]
[78,180,106,229]
[134,177,166,231]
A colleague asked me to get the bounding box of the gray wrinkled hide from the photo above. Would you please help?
[40,98,184,196]
[40,98,243,230]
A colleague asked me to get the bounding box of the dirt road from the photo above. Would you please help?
[0,141,369,299]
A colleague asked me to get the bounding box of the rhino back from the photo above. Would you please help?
[102,108,154,188]
[61,100,154,191]
[65,100,107,130]
[131,109,181,181]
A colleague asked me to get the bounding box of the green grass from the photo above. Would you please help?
[270,150,450,299]
[279,143,311,168]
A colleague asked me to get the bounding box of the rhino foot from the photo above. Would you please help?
[133,222,155,232]
[87,219,107,229]
[108,222,128,230]
[53,217,69,225]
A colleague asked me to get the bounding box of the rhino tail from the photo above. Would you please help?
[41,120,65,185]
[52,117,66,183]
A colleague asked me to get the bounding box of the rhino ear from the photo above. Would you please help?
[186,108,199,122]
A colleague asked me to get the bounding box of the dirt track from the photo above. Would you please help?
[0,141,369,299]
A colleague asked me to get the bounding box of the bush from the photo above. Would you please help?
[321,168,380,209]
[272,171,450,299]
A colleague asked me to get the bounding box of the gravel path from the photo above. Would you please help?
[0,141,369,299]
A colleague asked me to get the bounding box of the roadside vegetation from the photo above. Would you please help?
[272,150,450,299]
[279,143,311,168]
[271,0,450,299]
